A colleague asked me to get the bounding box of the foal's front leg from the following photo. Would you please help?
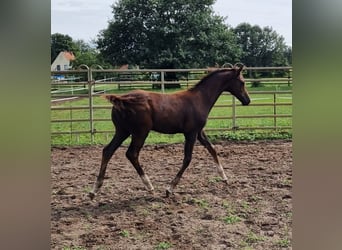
[197,130,228,184]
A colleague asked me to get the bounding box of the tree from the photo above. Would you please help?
[51,33,75,63]
[233,23,291,67]
[71,40,111,68]
[284,46,292,65]
[96,0,242,68]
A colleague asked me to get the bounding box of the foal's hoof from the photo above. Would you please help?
[165,188,173,198]
[88,192,96,200]
[223,179,229,185]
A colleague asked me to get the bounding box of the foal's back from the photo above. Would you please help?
[110,89,205,134]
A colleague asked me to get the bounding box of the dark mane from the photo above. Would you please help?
[189,68,233,91]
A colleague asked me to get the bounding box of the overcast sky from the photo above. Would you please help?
[51,0,292,46]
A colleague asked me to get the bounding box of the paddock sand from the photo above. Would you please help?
[51,140,292,249]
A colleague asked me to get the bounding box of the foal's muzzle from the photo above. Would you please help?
[238,95,251,106]
[242,98,250,105]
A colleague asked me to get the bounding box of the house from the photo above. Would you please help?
[51,51,75,71]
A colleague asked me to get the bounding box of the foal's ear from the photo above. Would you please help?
[234,63,245,76]
[236,66,243,75]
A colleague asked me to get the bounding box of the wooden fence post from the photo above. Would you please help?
[88,67,95,144]
[273,92,277,129]
[161,71,165,93]
[232,96,237,130]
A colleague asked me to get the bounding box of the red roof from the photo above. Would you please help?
[119,64,129,69]
[63,51,75,61]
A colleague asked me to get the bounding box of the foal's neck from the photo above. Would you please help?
[192,71,230,108]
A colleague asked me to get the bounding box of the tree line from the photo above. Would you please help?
[51,0,291,69]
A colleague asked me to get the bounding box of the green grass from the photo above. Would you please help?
[119,229,130,238]
[51,83,292,145]
[223,214,241,224]
[190,198,209,209]
[244,231,265,244]
[276,238,291,248]
[239,231,265,248]
[155,241,172,250]
[62,247,86,250]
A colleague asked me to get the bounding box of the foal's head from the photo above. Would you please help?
[224,65,251,106]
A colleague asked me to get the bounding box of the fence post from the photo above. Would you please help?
[232,95,237,130]
[273,92,277,129]
[88,68,95,144]
[161,71,165,93]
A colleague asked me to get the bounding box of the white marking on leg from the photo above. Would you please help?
[91,178,102,193]
[140,174,154,191]
[166,176,180,196]
[216,163,228,181]
[89,178,103,199]
[166,186,173,196]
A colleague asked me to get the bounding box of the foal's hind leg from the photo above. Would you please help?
[197,130,228,184]
[89,130,130,200]
[166,132,197,196]
[126,131,154,192]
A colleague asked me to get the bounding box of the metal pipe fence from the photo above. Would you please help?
[51,67,292,144]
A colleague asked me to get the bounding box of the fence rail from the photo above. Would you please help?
[51,67,292,144]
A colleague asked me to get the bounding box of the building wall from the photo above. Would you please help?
[51,52,73,71]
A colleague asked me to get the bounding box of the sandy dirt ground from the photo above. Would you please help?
[51,140,292,249]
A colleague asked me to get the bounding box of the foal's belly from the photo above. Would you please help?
[152,121,184,134]
[151,115,205,134]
